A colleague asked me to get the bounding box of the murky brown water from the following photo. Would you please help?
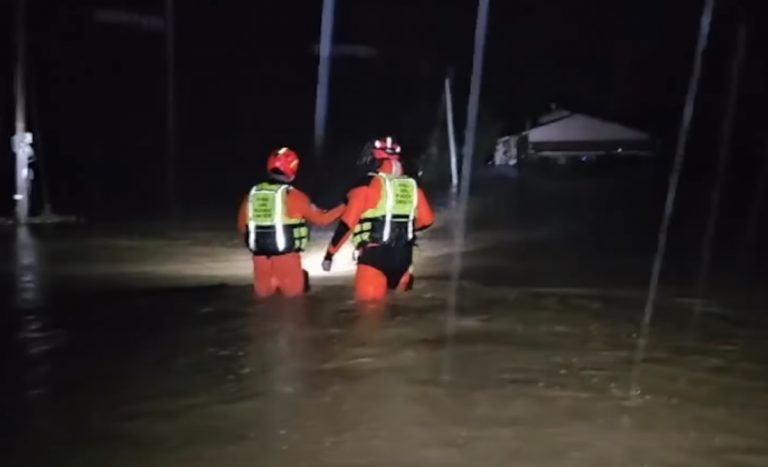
[2,212,768,466]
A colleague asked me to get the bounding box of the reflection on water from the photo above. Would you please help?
[353,301,388,344]
[14,226,43,310]
[12,226,61,402]
[2,221,768,467]
[266,300,310,395]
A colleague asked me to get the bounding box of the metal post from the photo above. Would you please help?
[459,0,490,199]
[13,0,30,224]
[692,21,746,324]
[313,0,335,158]
[630,0,716,396]
[444,76,459,191]
[165,0,176,214]
[443,0,491,382]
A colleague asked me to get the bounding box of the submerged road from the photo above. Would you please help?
[2,171,768,466]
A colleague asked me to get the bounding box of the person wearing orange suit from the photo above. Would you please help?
[238,147,344,298]
[321,137,435,301]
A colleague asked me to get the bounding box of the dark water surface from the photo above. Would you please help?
[2,170,768,466]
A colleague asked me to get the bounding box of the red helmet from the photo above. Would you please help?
[372,136,401,161]
[266,147,300,182]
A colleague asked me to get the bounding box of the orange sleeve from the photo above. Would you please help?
[286,189,345,226]
[326,184,373,256]
[415,188,435,230]
[340,184,373,228]
[237,195,248,235]
[318,204,346,225]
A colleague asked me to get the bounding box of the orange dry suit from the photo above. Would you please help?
[238,182,343,298]
[324,160,435,300]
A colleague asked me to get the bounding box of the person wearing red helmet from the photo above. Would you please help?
[321,137,435,301]
[238,147,344,298]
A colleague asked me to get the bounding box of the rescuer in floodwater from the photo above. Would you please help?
[321,137,435,301]
[238,147,344,298]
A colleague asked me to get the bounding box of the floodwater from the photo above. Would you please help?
[2,169,768,466]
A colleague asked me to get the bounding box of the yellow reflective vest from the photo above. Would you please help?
[352,173,418,248]
[247,183,308,254]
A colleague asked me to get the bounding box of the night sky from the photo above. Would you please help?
[1,0,767,221]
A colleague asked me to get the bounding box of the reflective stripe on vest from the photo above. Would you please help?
[247,183,291,252]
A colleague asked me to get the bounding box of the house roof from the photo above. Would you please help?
[525,113,651,143]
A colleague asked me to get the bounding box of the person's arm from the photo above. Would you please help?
[237,195,249,235]
[415,188,435,231]
[287,189,345,227]
[321,182,375,272]
[312,203,345,226]
[325,185,369,256]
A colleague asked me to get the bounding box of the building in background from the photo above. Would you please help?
[494,108,656,167]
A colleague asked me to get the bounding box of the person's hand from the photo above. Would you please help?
[321,253,333,272]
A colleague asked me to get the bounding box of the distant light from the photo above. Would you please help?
[13,194,24,201]
[617,148,624,153]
